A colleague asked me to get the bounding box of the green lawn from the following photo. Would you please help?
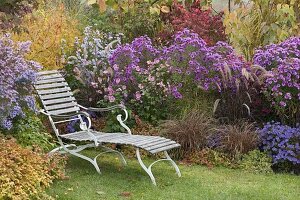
[47,150,300,200]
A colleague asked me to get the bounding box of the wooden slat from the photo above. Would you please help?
[145,141,176,151]
[35,82,68,89]
[37,70,59,75]
[134,137,164,146]
[38,73,62,80]
[45,102,78,111]
[140,139,171,148]
[37,87,71,95]
[40,92,72,100]
[106,135,144,144]
[150,143,181,154]
[43,97,76,105]
[48,107,80,115]
[36,77,65,85]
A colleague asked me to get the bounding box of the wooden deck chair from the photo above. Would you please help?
[34,70,181,185]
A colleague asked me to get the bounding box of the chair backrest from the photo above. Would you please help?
[34,70,84,135]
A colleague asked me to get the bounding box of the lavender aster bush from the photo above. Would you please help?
[259,122,300,165]
[254,37,300,125]
[254,37,300,70]
[0,34,41,130]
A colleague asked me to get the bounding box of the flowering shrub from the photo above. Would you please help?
[254,37,300,70]
[254,37,300,125]
[259,122,300,166]
[64,26,123,106]
[0,137,66,199]
[159,0,226,46]
[161,29,246,94]
[0,34,41,130]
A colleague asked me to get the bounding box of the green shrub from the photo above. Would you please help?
[185,148,234,168]
[9,112,55,151]
[239,149,273,174]
[0,137,66,199]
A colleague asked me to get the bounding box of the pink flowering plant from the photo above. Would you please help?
[106,37,171,123]
[0,34,41,130]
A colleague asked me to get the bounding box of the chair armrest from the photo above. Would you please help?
[78,104,126,112]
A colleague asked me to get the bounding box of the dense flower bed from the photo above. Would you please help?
[254,37,300,125]
[0,34,41,130]
[259,122,300,165]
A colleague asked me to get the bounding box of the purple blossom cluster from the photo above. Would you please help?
[109,29,250,102]
[162,29,250,95]
[107,36,163,103]
[253,37,300,123]
[259,122,300,165]
[264,58,300,108]
[254,37,300,70]
[0,34,42,130]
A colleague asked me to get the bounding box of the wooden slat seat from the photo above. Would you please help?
[60,131,180,154]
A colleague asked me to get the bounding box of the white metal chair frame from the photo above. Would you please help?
[39,91,181,186]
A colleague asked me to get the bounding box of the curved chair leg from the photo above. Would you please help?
[136,148,181,186]
[48,144,76,156]
[69,150,101,174]
[164,151,181,177]
[136,148,157,185]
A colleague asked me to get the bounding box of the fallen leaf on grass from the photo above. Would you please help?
[120,191,132,197]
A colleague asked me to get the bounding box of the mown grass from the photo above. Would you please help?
[47,150,300,200]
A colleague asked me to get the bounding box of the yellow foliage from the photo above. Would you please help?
[11,5,80,70]
[0,137,66,199]
[224,0,298,61]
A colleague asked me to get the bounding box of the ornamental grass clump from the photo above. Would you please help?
[216,122,259,158]
[259,122,300,166]
[160,110,217,159]
[0,34,41,130]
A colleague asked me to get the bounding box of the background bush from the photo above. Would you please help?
[11,3,80,69]
[238,149,273,174]
[224,0,298,61]
[0,137,66,199]
[160,0,226,46]
[0,0,38,31]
